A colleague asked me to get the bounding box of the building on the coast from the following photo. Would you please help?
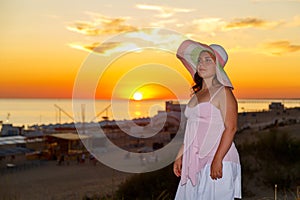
[45,133,90,160]
[269,102,284,112]
[0,123,24,137]
[0,136,34,168]
[166,100,185,112]
[238,102,300,132]
[0,135,26,149]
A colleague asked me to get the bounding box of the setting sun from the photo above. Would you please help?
[0,0,299,99]
[133,92,143,101]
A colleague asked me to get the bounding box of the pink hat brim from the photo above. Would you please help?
[177,39,233,88]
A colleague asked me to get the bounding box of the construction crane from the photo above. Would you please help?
[54,104,74,124]
[54,103,111,124]
[81,104,85,123]
[91,104,111,122]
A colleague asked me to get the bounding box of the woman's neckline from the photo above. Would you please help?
[187,86,224,109]
[186,101,210,109]
[186,101,221,111]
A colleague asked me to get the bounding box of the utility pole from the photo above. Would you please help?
[91,104,111,122]
[274,184,277,200]
[54,104,74,124]
[81,104,86,134]
[6,113,10,123]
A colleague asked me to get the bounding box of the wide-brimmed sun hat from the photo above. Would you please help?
[176,39,233,88]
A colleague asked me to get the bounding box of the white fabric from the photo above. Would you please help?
[175,162,242,200]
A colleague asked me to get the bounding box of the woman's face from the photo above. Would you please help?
[197,51,216,79]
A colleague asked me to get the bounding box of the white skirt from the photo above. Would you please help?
[175,162,242,200]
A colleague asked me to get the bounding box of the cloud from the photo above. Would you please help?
[66,13,138,36]
[68,28,186,56]
[68,41,140,55]
[126,29,185,46]
[191,17,281,34]
[67,21,100,36]
[263,40,300,55]
[225,17,282,30]
[69,42,118,53]
[67,11,188,55]
[191,18,226,35]
[136,4,193,18]
[228,41,300,56]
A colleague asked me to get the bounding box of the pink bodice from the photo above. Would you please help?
[181,100,240,186]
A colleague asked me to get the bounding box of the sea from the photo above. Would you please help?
[0,98,300,127]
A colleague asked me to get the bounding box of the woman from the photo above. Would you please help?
[174,40,241,199]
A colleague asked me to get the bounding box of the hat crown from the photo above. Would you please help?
[209,44,228,67]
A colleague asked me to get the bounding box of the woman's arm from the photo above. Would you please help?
[210,87,238,180]
[173,144,184,177]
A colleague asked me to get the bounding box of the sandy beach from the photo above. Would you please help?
[0,160,131,200]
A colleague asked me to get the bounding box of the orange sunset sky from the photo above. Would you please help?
[1,0,300,100]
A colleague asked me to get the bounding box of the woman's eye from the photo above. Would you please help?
[198,58,213,64]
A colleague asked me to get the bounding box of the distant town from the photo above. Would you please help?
[1,101,299,171]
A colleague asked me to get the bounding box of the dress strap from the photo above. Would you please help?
[209,86,224,102]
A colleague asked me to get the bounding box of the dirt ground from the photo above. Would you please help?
[0,160,132,200]
[1,124,299,200]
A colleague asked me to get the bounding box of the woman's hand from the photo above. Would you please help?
[210,158,223,180]
[173,157,182,177]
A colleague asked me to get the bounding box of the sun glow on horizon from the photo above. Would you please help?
[133,92,143,101]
